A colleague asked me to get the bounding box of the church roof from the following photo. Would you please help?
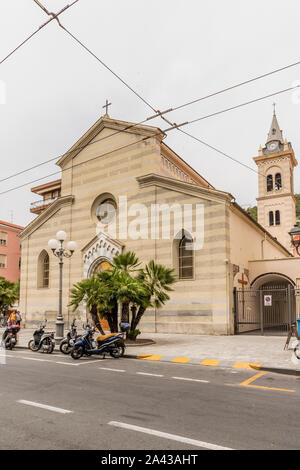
[266,108,283,144]
[55,114,213,188]
[56,115,165,168]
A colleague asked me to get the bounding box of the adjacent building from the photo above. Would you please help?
[0,220,24,283]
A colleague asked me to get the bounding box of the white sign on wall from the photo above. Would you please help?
[264,295,272,307]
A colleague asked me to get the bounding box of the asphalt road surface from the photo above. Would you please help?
[0,348,299,450]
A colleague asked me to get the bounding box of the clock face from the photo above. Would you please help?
[268,142,277,151]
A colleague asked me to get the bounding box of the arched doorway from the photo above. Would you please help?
[88,258,113,332]
[235,273,295,335]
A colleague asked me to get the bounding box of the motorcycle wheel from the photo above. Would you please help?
[71,345,84,360]
[28,339,39,351]
[109,343,125,358]
[41,337,54,354]
[60,339,71,355]
[294,345,300,360]
[5,338,13,350]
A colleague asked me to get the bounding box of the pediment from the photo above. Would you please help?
[56,116,165,169]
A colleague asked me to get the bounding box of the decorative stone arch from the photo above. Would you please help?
[82,232,123,279]
[264,164,282,176]
[87,256,113,279]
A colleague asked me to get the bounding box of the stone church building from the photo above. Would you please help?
[19,109,300,335]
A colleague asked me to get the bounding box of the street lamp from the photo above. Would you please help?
[288,224,300,256]
[48,231,77,342]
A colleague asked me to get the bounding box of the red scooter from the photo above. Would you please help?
[1,324,20,350]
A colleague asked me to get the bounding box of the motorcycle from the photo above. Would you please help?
[71,324,128,360]
[1,324,20,350]
[59,319,80,355]
[28,321,55,354]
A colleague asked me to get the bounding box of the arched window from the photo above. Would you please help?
[37,250,49,288]
[267,175,273,192]
[275,210,280,226]
[275,173,282,190]
[269,211,274,226]
[179,234,194,279]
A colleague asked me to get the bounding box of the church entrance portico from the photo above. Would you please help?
[82,232,123,279]
[81,232,123,331]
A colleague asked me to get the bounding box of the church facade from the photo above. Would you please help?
[19,111,299,335]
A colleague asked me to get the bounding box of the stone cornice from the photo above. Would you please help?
[19,195,74,240]
[137,173,233,204]
[253,149,298,168]
[56,116,165,169]
[257,193,296,203]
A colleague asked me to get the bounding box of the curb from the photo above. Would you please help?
[8,346,300,376]
[131,354,300,376]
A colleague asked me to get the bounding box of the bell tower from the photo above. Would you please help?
[253,106,298,252]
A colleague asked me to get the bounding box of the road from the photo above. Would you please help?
[0,348,299,450]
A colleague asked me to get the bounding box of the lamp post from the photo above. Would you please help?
[289,224,300,256]
[48,231,77,342]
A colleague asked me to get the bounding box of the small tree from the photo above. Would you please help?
[69,277,106,334]
[0,277,19,315]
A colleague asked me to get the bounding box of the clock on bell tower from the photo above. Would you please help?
[253,106,298,252]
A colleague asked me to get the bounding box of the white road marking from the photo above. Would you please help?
[172,376,209,383]
[55,361,79,366]
[17,400,73,414]
[136,372,164,377]
[76,359,104,365]
[20,356,53,363]
[13,350,60,356]
[99,367,125,372]
[108,421,234,450]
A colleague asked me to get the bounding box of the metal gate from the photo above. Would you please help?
[234,284,295,335]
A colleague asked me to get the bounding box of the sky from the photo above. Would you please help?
[1,0,300,227]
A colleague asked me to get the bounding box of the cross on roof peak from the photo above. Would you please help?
[102,99,112,117]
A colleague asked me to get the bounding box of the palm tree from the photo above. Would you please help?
[113,271,147,323]
[112,251,141,273]
[69,277,106,334]
[0,277,19,314]
[131,261,176,331]
[94,270,119,332]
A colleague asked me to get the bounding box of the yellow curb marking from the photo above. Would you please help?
[140,355,163,361]
[239,372,296,393]
[233,362,261,370]
[172,357,191,364]
[201,359,220,367]
[136,354,152,359]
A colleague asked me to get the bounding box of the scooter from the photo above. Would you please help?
[59,319,80,355]
[71,324,127,360]
[1,324,20,350]
[28,321,55,354]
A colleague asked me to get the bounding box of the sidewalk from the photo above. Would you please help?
[1,327,299,373]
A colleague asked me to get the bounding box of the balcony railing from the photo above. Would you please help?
[30,197,58,211]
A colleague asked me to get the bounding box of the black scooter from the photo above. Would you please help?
[71,324,128,360]
[28,321,55,353]
[59,319,80,355]
[1,324,20,350]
